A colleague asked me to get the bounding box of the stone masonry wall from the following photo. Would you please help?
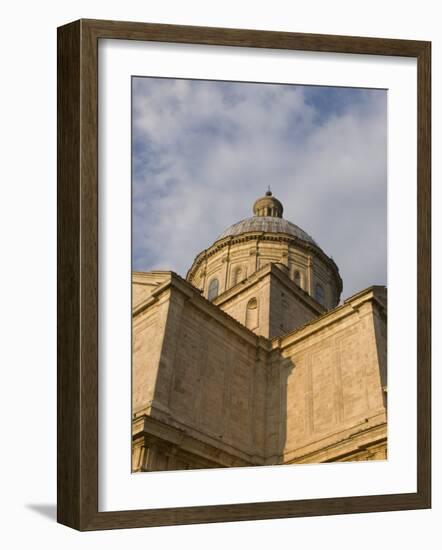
[215,276,272,337]
[268,269,324,338]
[133,275,270,470]
[275,292,387,463]
[132,273,387,471]
[215,264,324,339]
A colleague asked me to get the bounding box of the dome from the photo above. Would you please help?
[215,189,316,245]
[217,216,317,245]
[186,188,342,309]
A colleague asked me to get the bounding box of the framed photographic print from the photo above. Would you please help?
[57,19,431,530]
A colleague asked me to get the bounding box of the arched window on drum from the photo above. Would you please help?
[294,270,303,288]
[245,298,259,330]
[232,266,244,286]
[315,282,326,307]
[208,278,219,301]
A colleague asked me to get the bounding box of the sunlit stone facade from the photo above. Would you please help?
[132,192,387,472]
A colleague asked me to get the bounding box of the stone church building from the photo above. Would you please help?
[132,191,387,472]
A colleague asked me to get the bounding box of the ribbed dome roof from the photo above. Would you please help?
[217,216,316,244]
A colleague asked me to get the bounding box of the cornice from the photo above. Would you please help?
[133,270,272,351]
[283,415,387,464]
[273,285,387,351]
[133,413,265,466]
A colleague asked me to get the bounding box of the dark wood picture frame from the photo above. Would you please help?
[57,18,431,531]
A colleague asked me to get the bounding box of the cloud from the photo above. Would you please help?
[132,77,387,300]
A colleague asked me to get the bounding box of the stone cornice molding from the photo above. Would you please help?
[283,415,387,464]
[133,414,265,466]
[133,270,271,351]
[274,286,387,351]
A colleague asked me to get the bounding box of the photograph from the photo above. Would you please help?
[131,76,388,472]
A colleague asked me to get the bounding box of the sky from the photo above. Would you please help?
[132,77,387,300]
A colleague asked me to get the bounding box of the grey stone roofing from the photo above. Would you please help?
[216,216,317,245]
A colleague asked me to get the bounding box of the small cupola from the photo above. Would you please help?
[252,188,284,218]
